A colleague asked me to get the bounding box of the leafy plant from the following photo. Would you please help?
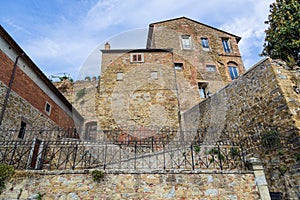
[279,166,288,175]
[294,154,300,161]
[261,129,281,149]
[194,145,201,153]
[37,192,44,200]
[208,148,224,161]
[76,88,86,100]
[277,149,284,156]
[261,0,300,68]
[229,147,239,157]
[0,164,14,193]
[92,170,105,182]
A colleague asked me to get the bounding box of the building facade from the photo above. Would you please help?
[98,17,245,140]
[0,25,83,141]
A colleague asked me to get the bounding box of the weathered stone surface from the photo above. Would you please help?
[1,171,259,200]
[183,58,300,198]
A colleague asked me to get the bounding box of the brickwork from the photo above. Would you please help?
[1,171,259,199]
[0,51,77,129]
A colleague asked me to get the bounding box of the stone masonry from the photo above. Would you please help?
[1,170,259,200]
[183,58,300,198]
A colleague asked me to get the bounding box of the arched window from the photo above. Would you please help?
[84,121,97,140]
[227,62,239,80]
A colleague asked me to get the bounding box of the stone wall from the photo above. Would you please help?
[147,17,245,85]
[183,58,300,198]
[98,50,180,140]
[0,81,58,140]
[1,170,259,199]
[54,79,98,140]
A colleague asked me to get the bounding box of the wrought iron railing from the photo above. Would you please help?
[0,138,246,171]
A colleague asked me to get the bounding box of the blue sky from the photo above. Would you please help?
[0,0,274,80]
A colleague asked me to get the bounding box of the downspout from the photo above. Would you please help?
[0,53,24,127]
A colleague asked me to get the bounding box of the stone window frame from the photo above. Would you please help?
[116,72,123,81]
[18,119,29,139]
[151,71,158,80]
[45,101,52,116]
[227,62,239,80]
[222,38,231,53]
[130,53,144,63]
[206,64,217,72]
[197,82,208,98]
[201,37,210,51]
[174,62,184,70]
[181,35,192,50]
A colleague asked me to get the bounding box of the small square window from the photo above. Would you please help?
[130,53,144,62]
[117,72,123,81]
[174,63,183,70]
[181,35,192,49]
[206,65,216,72]
[201,38,210,51]
[45,102,51,115]
[151,71,158,80]
[222,38,231,53]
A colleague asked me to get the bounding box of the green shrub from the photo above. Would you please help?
[0,164,14,193]
[76,88,86,100]
[208,148,224,161]
[294,154,300,161]
[279,166,288,175]
[92,170,105,182]
[194,146,201,153]
[261,129,281,149]
[229,147,239,157]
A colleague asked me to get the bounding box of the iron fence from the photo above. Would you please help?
[0,138,246,171]
[0,125,298,171]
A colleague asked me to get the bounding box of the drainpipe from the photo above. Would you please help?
[0,53,24,127]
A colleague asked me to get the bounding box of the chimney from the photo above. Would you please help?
[105,42,110,50]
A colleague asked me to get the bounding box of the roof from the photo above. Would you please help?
[148,16,242,43]
[0,25,83,122]
[101,48,173,53]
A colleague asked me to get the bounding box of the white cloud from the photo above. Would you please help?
[220,0,273,69]
[1,0,275,78]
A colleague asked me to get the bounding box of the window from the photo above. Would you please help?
[116,72,123,81]
[174,63,183,70]
[206,65,216,72]
[130,53,144,62]
[45,102,51,115]
[222,38,231,53]
[181,35,192,49]
[228,66,239,80]
[151,71,158,80]
[18,121,26,139]
[201,38,210,51]
[198,82,208,98]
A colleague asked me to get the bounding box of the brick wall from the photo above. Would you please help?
[0,49,77,130]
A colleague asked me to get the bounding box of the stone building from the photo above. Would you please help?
[97,17,245,139]
[0,25,83,140]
